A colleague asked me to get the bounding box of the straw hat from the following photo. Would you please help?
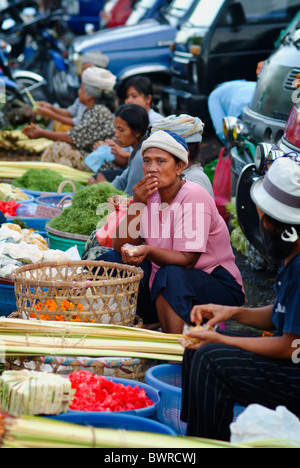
[250,157,300,224]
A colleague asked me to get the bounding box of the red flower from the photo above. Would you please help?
[68,371,153,412]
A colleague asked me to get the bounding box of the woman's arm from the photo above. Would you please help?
[22,124,74,145]
[185,328,299,360]
[113,174,158,251]
[190,303,275,331]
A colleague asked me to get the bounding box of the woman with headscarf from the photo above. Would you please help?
[22,67,117,172]
[98,130,244,329]
[35,51,110,131]
[180,156,300,442]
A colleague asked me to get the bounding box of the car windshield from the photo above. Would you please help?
[182,0,224,28]
[163,0,196,26]
[126,0,158,26]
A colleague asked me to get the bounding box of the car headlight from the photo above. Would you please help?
[254,143,273,174]
[232,121,250,142]
[254,144,285,174]
[223,117,238,142]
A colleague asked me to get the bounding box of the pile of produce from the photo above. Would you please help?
[0,370,73,417]
[0,223,77,279]
[0,201,20,217]
[0,161,92,184]
[0,184,30,202]
[0,318,183,362]
[13,169,83,193]
[68,371,153,412]
[0,130,52,153]
[0,413,240,448]
[47,182,127,237]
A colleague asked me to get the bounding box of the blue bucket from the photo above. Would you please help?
[0,282,17,316]
[145,364,187,436]
[36,194,74,208]
[48,412,176,435]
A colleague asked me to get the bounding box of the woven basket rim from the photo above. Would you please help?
[13,260,144,288]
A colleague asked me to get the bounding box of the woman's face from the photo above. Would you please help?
[125,86,152,111]
[142,147,185,190]
[114,116,139,148]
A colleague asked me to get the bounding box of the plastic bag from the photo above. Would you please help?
[96,204,128,248]
[212,147,231,224]
[84,145,115,173]
[230,404,300,446]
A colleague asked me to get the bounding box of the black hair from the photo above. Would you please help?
[93,90,118,113]
[122,76,154,104]
[115,103,149,140]
[187,141,202,163]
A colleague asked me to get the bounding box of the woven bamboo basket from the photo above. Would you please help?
[13,260,144,326]
[4,355,157,381]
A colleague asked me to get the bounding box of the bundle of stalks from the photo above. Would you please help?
[0,161,91,184]
[0,318,183,362]
[0,413,243,448]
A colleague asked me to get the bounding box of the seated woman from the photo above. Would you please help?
[99,130,244,330]
[22,67,118,172]
[82,103,149,261]
[35,51,110,131]
[90,75,164,181]
[87,103,149,191]
[180,156,300,442]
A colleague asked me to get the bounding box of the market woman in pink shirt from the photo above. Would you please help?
[112,130,244,333]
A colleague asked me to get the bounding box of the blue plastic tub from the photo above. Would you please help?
[146,364,247,434]
[145,364,187,436]
[7,217,49,238]
[22,189,74,198]
[0,282,17,316]
[48,412,176,435]
[36,194,73,209]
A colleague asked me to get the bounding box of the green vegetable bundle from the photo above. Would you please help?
[13,169,83,193]
[48,182,127,236]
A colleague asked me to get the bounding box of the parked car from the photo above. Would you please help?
[62,0,105,35]
[223,8,300,191]
[69,0,198,103]
[162,0,300,126]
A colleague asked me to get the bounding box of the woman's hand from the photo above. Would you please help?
[133,174,158,204]
[22,124,43,139]
[93,140,105,150]
[121,244,148,266]
[190,304,238,329]
[180,327,223,350]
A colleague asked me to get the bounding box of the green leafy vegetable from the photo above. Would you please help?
[13,169,83,193]
[48,182,127,236]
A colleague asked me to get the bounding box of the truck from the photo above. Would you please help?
[162,0,300,125]
[69,0,197,102]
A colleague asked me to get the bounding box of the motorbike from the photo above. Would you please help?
[234,125,300,271]
[1,8,79,107]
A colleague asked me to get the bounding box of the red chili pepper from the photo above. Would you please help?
[68,371,153,412]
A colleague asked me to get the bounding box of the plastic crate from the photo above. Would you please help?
[145,363,187,436]
[48,412,176,435]
[0,282,17,316]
